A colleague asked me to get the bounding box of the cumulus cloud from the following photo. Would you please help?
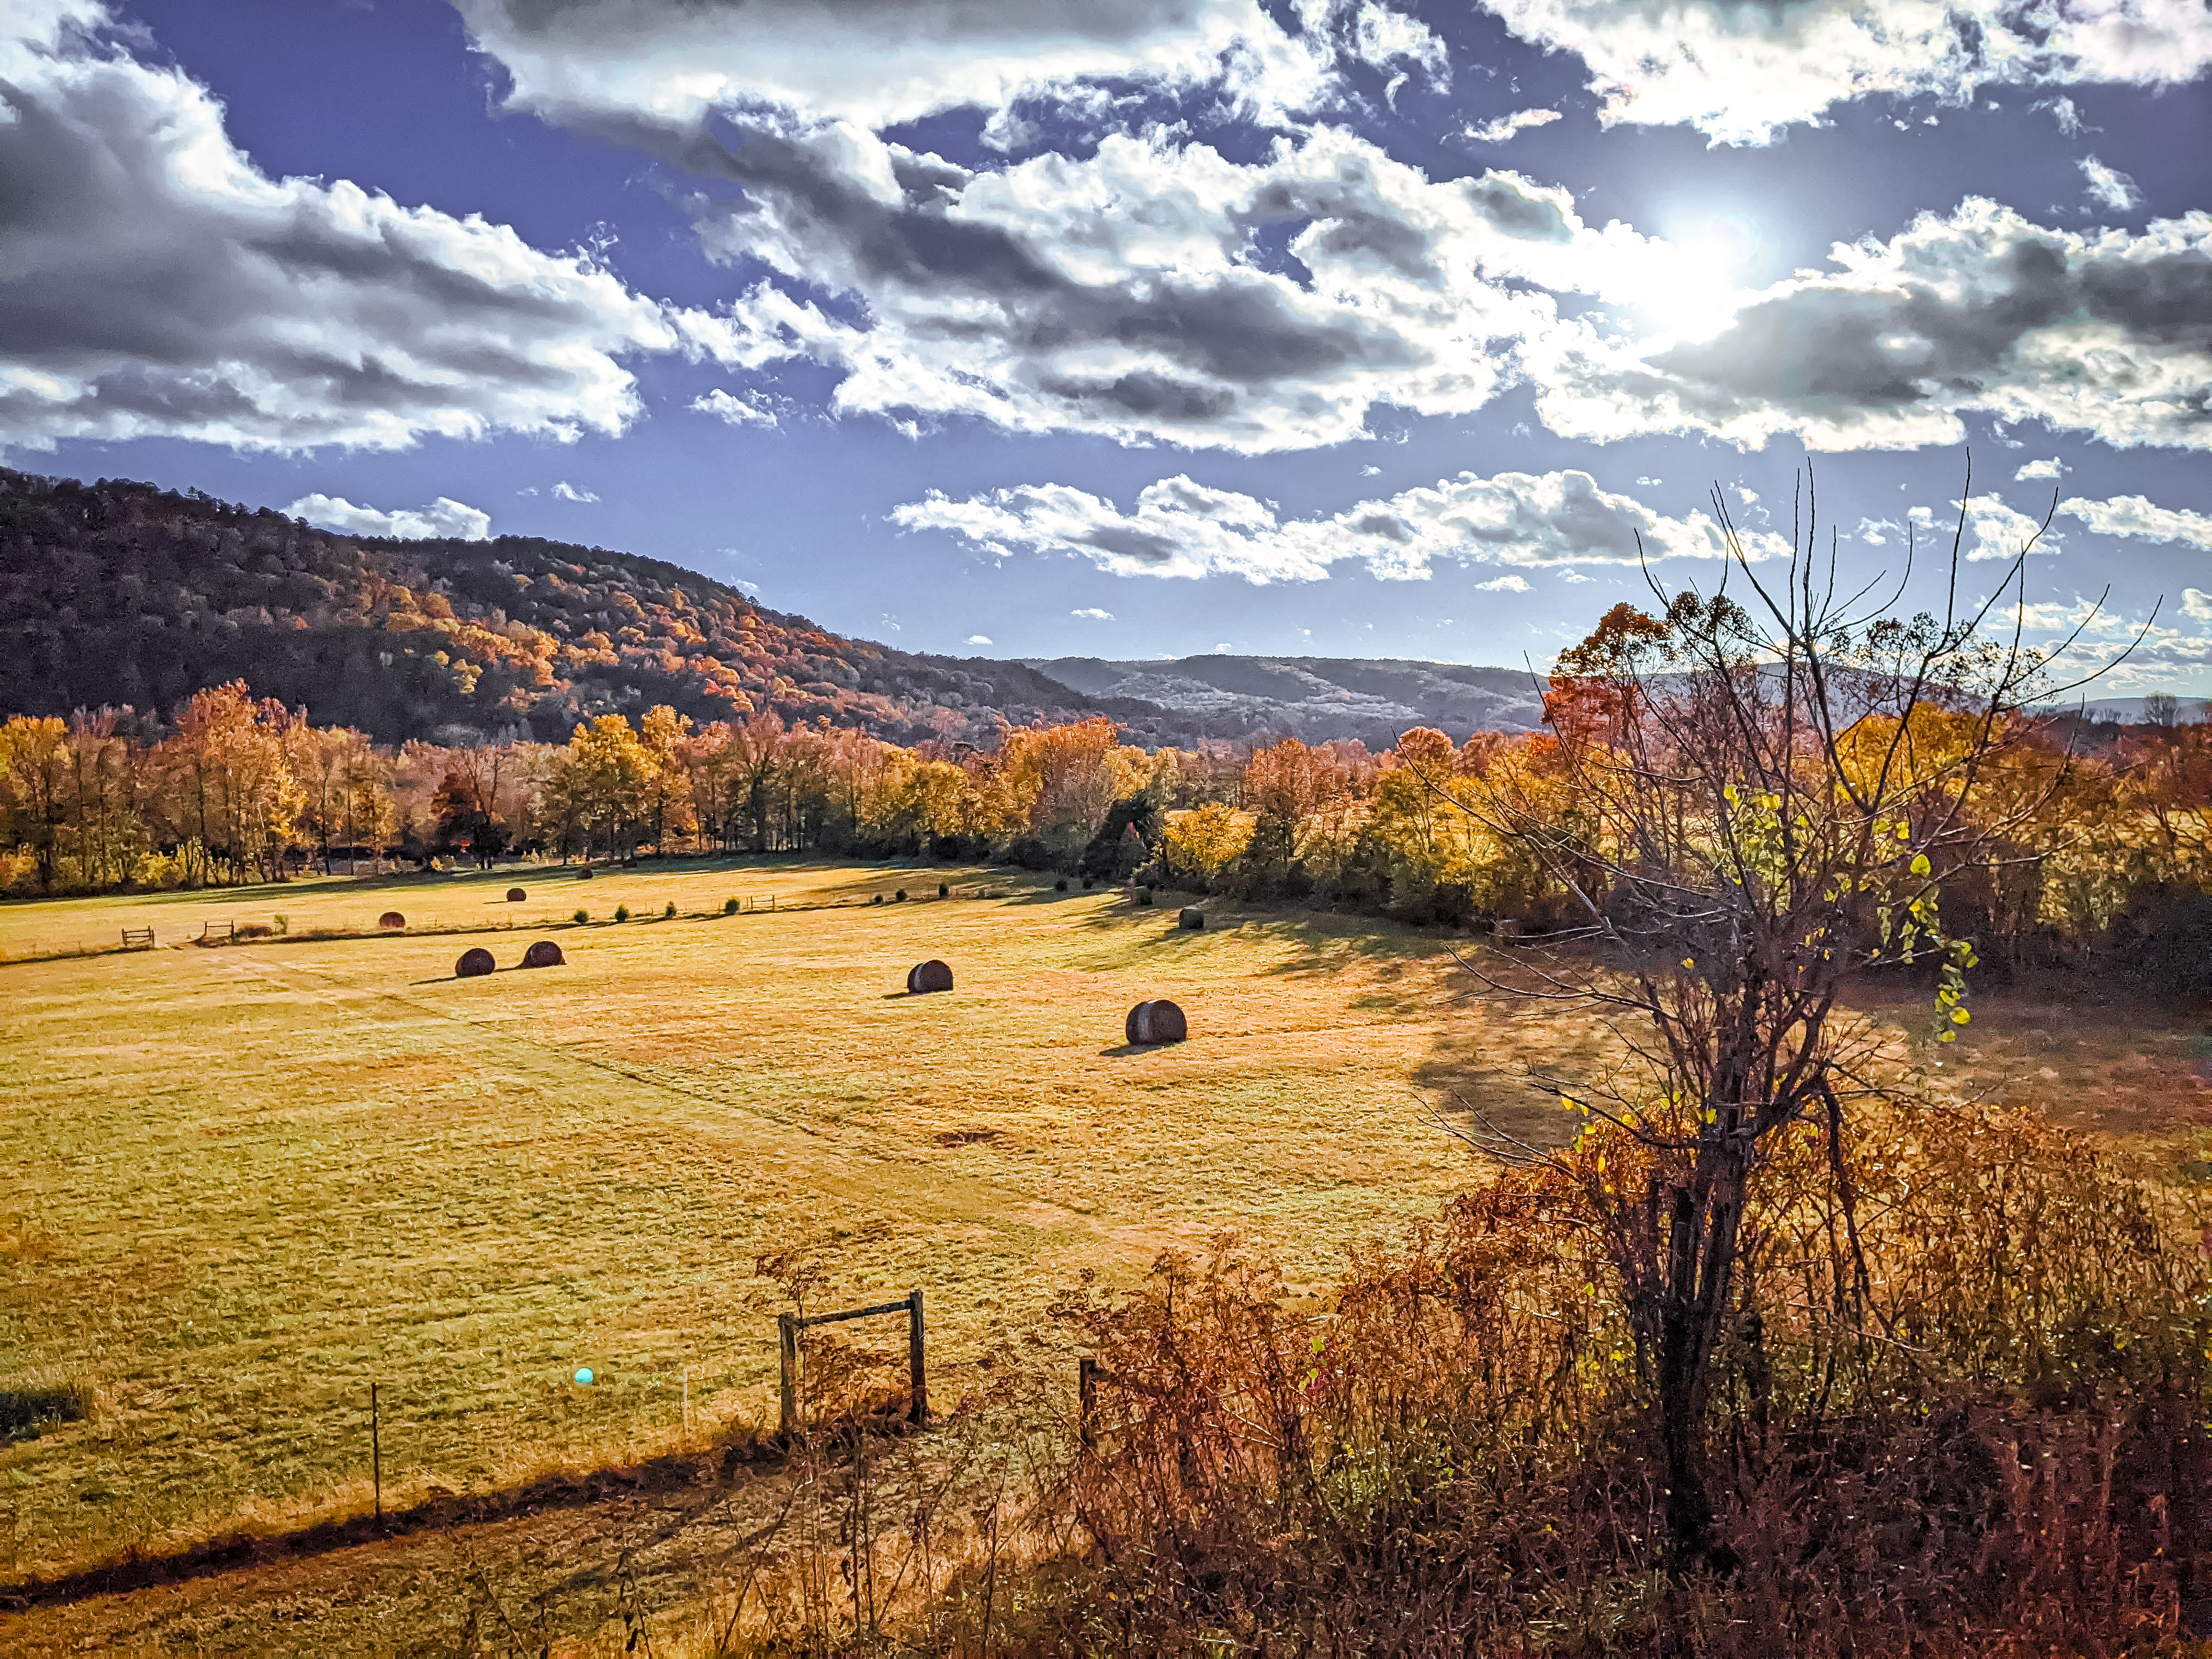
[1480,0,2212,144]
[693,386,780,428]
[2080,156,2143,213]
[2016,456,2067,479]
[2059,493,2212,549]
[893,467,1784,583]
[0,3,740,453]
[1956,493,2059,561]
[967,633,994,645]
[1527,199,2212,452]
[1071,606,1117,619]
[286,493,492,541]
[1475,573,1531,590]
[651,121,1720,452]
[457,0,1443,132]
[550,481,599,502]
[1466,107,1562,143]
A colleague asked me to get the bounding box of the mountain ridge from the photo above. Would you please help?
[0,467,1542,747]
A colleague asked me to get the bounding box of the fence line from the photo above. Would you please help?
[778,1290,928,1436]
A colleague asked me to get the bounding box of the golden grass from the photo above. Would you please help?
[0,860,1523,1584]
[1,856,2203,1654]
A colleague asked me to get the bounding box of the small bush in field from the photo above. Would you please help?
[614,904,630,922]
[572,908,588,924]
[663,900,676,918]
[724,896,739,915]
[895,888,907,901]
[938,882,949,897]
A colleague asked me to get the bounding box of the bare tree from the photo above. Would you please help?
[1438,467,2130,1568]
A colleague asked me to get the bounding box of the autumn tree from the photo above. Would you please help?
[0,715,71,890]
[160,682,307,884]
[1449,477,2097,1570]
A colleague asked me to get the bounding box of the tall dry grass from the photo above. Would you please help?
[653,1096,2212,1658]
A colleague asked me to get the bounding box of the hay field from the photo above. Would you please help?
[1,856,2204,1634]
[0,859,1566,1586]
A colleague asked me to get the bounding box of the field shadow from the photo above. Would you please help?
[0,1412,918,1613]
[1098,1043,1176,1058]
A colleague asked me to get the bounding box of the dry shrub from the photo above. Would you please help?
[1031,1099,2212,1657]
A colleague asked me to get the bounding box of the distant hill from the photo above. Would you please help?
[1028,655,1546,746]
[0,467,1544,748]
[0,467,1150,746]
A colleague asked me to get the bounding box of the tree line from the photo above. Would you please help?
[2,660,2206,974]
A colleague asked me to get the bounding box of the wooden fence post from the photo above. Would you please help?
[778,1313,799,1437]
[371,1382,382,1521]
[907,1289,928,1425]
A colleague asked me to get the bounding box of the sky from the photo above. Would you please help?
[2,0,2209,687]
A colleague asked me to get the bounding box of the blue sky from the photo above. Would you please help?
[3,0,2208,684]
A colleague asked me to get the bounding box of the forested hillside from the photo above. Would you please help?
[0,468,1146,746]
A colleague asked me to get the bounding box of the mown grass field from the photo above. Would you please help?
[2,857,2206,1652]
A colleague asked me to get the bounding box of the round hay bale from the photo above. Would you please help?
[378,911,406,929]
[1125,1000,1187,1046]
[907,959,954,994]
[456,946,496,978]
[1178,907,1205,930]
[577,866,594,880]
[507,887,527,902]
[521,940,565,969]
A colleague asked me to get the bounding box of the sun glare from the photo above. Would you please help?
[1637,210,1764,342]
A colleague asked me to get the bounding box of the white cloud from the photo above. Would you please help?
[966,633,995,645]
[893,466,1787,584]
[2015,456,2067,479]
[658,122,1734,453]
[1466,108,1563,143]
[2080,156,2142,213]
[1474,573,1531,591]
[2183,589,2212,623]
[1071,607,1117,619]
[1526,199,2212,453]
[1957,493,2059,561]
[456,0,1444,133]
[0,3,735,453]
[1479,0,2212,144]
[551,481,599,503]
[2036,95,2085,136]
[286,493,492,541]
[693,387,779,428]
[2059,493,2212,550]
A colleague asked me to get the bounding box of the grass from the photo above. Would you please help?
[0,855,2204,1651]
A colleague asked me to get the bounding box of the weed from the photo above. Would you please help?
[574,907,589,924]
[616,903,631,922]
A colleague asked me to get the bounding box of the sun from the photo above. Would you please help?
[1634,210,1766,342]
